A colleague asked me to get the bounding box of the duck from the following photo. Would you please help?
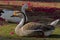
[11,3,60,37]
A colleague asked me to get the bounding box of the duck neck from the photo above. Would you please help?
[15,17,25,34]
[21,6,28,22]
[17,18,25,28]
[15,12,26,34]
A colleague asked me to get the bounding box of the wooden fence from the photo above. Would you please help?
[0,1,60,8]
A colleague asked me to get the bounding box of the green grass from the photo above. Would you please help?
[0,23,60,40]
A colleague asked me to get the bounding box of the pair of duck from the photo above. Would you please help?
[11,3,60,37]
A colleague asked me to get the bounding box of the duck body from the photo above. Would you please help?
[16,22,55,37]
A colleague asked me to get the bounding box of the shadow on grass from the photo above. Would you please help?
[48,34,60,38]
[24,34,60,38]
[0,34,60,40]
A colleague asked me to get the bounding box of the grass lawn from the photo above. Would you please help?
[0,23,60,40]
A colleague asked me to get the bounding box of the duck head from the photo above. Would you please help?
[0,10,4,16]
[11,3,32,22]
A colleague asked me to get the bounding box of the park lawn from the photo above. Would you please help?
[0,23,60,40]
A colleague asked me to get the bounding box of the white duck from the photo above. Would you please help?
[11,3,60,37]
[11,3,30,36]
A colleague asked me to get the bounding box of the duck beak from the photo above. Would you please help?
[50,19,60,26]
[11,14,19,17]
[11,12,19,17]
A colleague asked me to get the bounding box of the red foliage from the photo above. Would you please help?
[0,17,5,21]
[10,32,14,35]
[32,7,56,13]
